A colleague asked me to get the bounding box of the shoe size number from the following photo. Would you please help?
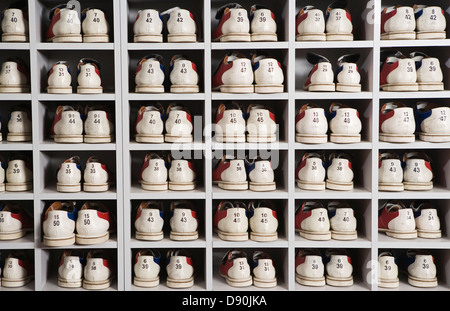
[9,11,18,23]
[382,258,393,271]
[11,163,21,174]
[236,11,244,23]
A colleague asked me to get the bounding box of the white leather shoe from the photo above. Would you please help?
[213,3,250,42]
[134,201,164,240]
[1,6,28,42]
[83,250,114,290]
[251,54,284,93]
[169,55,199,93]
[416,101,450,142]
[5,155,32,192]
[304,53,335,92]
[381,6,416,40]
[246,103,277,143]
[212,52,254,93]
[0,59,30,93]
[378,152,404,192]
[295,103,328,144]
[251,251,277,288]
[378,200,417,239]
[134,104,165,143]
[169,200,198,240]
[414,5,446,40]
[378,251,399,288]
[214,200,248,241]
[139,152,168,191]
[76,201,112,245]
[246,155,276,191]
[133,9,163,42]
[295,152,326,190]
[379,102,415,143]
[380,50,418,91]
[327,201,357,240]
[402,152,433,191]
[165,104,194,143]
[84,104,114,143]
[135,54,165,93]
[410,201,441,239]
[295,201,331,240]
[411,52,444,91]
[50,105,84,143]
[7,108,32,142]
[42,201,77,246]
[56,156,82,193]
[326,152,354,191]
[83,156,111,192]
[58,250,84,288]
[295,6,325,41]
[248,200,278,242]
[168,156,197,191]
[325,0,353,41]
[46,61,72,94]
[46,4,82,42]
[336,53,361,92]
[214,102,246,143]
[133,249,161,287]
[81,8,110,42]
[249,5,277,42]
[295,249,325,287]
[325,249,353,287]
[328,102,362,143]
[219,250,252,287]
[77,58,103,94]
[213,154,248,190]
[163,7,197,43]
[166,250,194,288]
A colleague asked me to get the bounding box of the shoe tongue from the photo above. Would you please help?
[328,0,348,9]
[306,53,330,65]
[215,3,243,19]
[416,101,438,112]
[382,102,405,112]
[227,52,245,62]
[338,53,360,66]
[385,201,404,212]
[161,7,181,16]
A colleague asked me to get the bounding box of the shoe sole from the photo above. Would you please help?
[215,134,246,143]
[168,33,197,43]
[134,34,163,43]
[49,34,82,43]
[0,85,30,93]
[378,182,404,192]
[46,86,72,94]
[140,180,168,191]
[250,231,277,242]
[135,231,164,241]
[247,134,276,143]
[43,235,75,247]
[6,132,32,142]
[254,84,284,93]
[326,179,353,191]
[165,134,193,143]
[0,184,4,192]
[416,31,446,40]
[330,133,361,144]
[296,228,331,241]
[331,230,358,241]
[378,277,399,289]
[5,182,32,192]
[218,180,248,191]
[83,183,110,192]
[251,33,277,42]
[166,276,194,289]
[336,83,361,92]
[135,85,165,93]
[84,135,114,144]
[214,33,250,42]
[326,33,353,41]
[417,229,441,239]
[379,133,415,143]
[76,232,109,245]
[296,33,326,41]
[58,277,82,288]
[295,133,328,144]
[83,34,109,43]
[326,275,353,287]
[403,181,433,191]
[419,133,450,143]
[0,229,28,240]
[1,276,32,288]
[57,183,82,193]
[135,134,164,143]
[296,180,326,191]
[379,228,418,239]
[83,277,112,290]
[220,272,253,287]
[170,84,199,93]
[381,31,416,40]
[53,134,84,143]
[170,230,198,241]
[2,33,28,42]
[168,181,196,191]
[215,228,248,241]
[408,275,438,288]
[219,85,254,93]
[305,83,335,92]
[418,82,444,91]
[77,86,103,94]
[380,83,419,92]
[295,273,326,287]
[253,276,277,288]
[249,181,276,192]
[133,276,159,288]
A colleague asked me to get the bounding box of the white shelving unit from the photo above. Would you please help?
[0,0,449,291]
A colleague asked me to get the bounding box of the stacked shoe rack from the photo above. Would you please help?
[0,0,449,291]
